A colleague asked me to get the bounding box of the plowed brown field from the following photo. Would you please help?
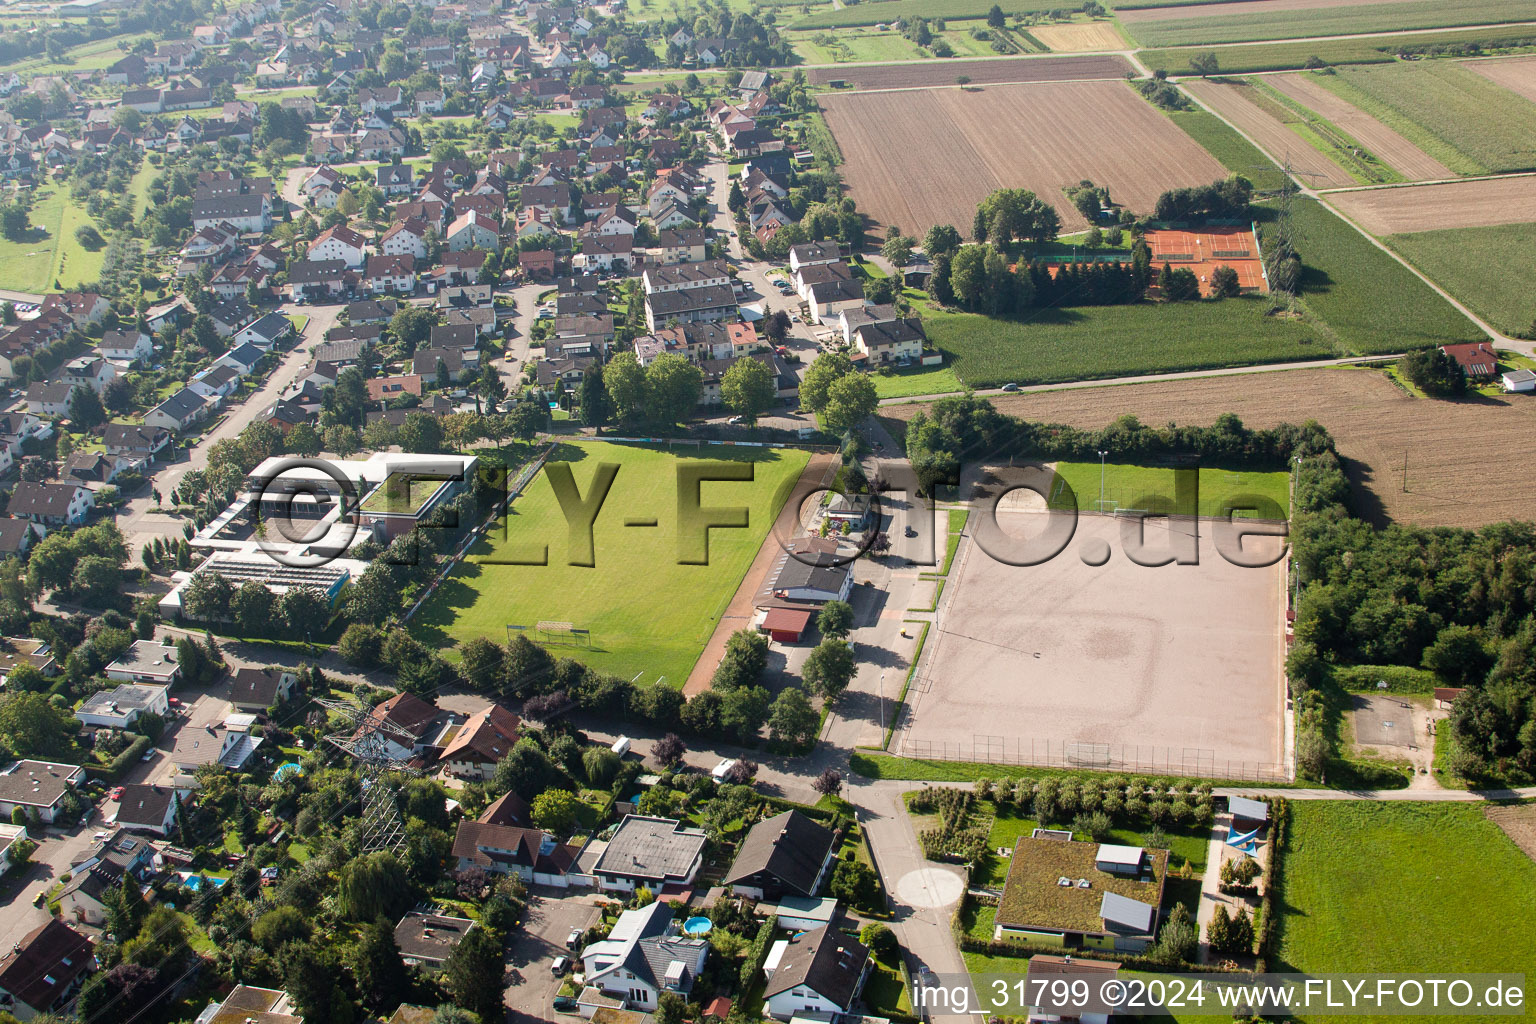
[1464,54,1536,105]
[1268,72,1454,181]
[1327,176,1536,234]
[819,80,1226,236]
[1182,79,1356,189]
[804,53,1132,89]
[880,367,1536,528]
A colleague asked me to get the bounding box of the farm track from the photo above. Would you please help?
[1325,176,1536,233]
[1462,53,1536,105]
[1266,72,1454,181]
[881,367,1536,529]
[1181,78,1358,188]
[819,80,1225,236]
[803,52,1133,88]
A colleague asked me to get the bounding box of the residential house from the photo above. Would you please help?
[853,317,925,364]
[394,912,475,969]
[24,381,79,419]
[0,919,94,1019]
[643,283,738,332]
[366,253,418,295]
[308,224,368,267]
[234,312,295,350]
[446,209,501,252]
[60,451,131,491]
[8,481,93,529]
[806,278,866,325]
[216,342,266,377]
[761,922,871,1021]
[112,784,179,836]
[189,363,241,403]
[106,639,181,686]
[355,692,445,761]
[228,666,298,712]
[1441,341,1499,379]
[439,704,521,779]
[287,258,353,301]
[722,810,838,900]
[381,218,430,260]
[145,388,208,433]
[75,683,169,729]
[190,193,271,232]
[992,836,1168,953]
[103,423,172,463]
[98,329,153,365]
[0,519,37,559]
[0,760,85,824]
[580,902,710,1012]
[591,815,707,893]
[576,232,633,272]
[789,241,842,274]
[658,228,708,264]
[40,292,109,326]
[412,347,479,382]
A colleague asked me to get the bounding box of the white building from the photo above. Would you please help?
[75,683,170,729]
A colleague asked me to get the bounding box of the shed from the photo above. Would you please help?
[1501,368,1536,393]
[1093,843,1145,875]
[760,607,813,643]
[1434,687,1466,711]
[1099,890,1157,934]
[1227,795,1268,826]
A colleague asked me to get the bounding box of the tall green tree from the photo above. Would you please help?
[579,363,612,429]
[719,358,776,426]
[442,921,506,1023]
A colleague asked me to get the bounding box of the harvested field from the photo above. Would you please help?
[1463,54,1536,105]
[1326,176,1536,234]
[1486,804,1536,862]
[1029,22,1125,51]
[1118,0,1408,24]
[1120,0,1536,47]
[1181,79,1356,189]
[804,53,1132,89]
[1267,72,1454,181]
[880,367,1536,529]
[820,79,1225,236]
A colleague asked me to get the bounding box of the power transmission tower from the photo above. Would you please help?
[317,696,422,852]
[1252,154,1325,312]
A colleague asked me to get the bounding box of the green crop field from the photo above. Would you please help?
[1047,461,1291,518]
[410,441,808,688]
[1385,222,1536,337]
[1123,0,1536,48]
[1141,24,1536,75]
[1314,62,1536,175]
[795,0,1066,30]
[920,296,1327,389]
[1166,108,1291,192]
[1280,198,1484,353]
[1275,802,1536,988]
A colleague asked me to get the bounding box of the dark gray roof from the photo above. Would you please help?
[723,809,836,896]
[115,784,175,828]
[645,259,730,289]
[856,317,925,349]
[103,423,169,449]
[645,283,737,317]
[242,312,292,341]
[0,760,80,808]
[230,667,288,707]
[394,912,474,963]
[762,923,868,1008]
[288,258,348,284]
[807,278,866,305]
[592,815,706,882]
[152,387,206,422]
[8,481,83,518]
[192,194,266,219]
[314,339,366,362]
[223,342,265,367]
[774,550,848,595]
[0,518,33,553]
[1099,891,1157,934]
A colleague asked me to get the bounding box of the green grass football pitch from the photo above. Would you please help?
[1046,461,1290,519]
[411,441,810,687]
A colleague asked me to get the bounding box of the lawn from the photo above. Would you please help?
[0,185,109,293]
[1314,61,1536,175]
[1140,24,1536,75]
[1047,461,1291,518]
[920,295,1327,390]
[1385,221,1536,336]
[1123,0,1536,47]
[1274,802,1536,984]
[410,441,808,688]
[872,363,964,399]
[1279,198,1485,353]
[1165,109,1291,193]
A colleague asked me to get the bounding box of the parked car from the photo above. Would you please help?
[109,786,124,801]
[566,929,582,950]
[1000,383,1020,392]
[551,956,570,975]
[727,415,743,424]
[553,996,578,1012]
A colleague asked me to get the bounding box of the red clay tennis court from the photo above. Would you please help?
[1145,224,1268,295]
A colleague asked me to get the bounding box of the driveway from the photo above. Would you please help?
[504,891,600,1024]
[0,817,100,951]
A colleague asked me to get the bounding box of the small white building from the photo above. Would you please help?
[1501,368,1536,393]
[75,683,169,729]
[105,640,181,686]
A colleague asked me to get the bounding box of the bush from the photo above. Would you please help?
[859,922,897,962]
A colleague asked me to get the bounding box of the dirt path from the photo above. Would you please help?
[680,452,838,697]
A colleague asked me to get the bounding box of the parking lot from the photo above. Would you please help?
[504,891,600,1024]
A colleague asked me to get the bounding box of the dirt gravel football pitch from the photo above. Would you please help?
[1266,72,1454,181]
[819,79,1226,236]
[882,366,1536,529]
[1326,176,1536,234]
[900,511,1286,778]
[804,52,1132,89]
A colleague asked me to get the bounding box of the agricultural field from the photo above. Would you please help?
[1274,802,1536,982]
[918,296,1326,389]
[1279,197,1485,353]
[803,52,1131,88]
[794,0,1075,30]
[1324,176,1536,234]
[0,185,109,293]
[1180,79,1357,189]
[1266,72,1454,181]
[1164,109,1290,192]
[1118,0,1536,48]
[410,441,809,688]
[1384,221,1536,336]
[1463,53,1536,104]
[784,24,998,65]
[819,79,1226,236]
[1026,21,1126,52]
[1318,61,1536,175]
[884,365,1536,528]
[1140,24,1536,75]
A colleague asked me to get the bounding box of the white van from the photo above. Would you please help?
[611,736,631,757]
[711,758,738,781]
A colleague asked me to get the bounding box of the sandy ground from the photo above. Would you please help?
[1326,175,1536,234]
[1485,803,1536,860]
[898,512,1286,777]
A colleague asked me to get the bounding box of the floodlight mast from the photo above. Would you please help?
[317,696,422,852]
